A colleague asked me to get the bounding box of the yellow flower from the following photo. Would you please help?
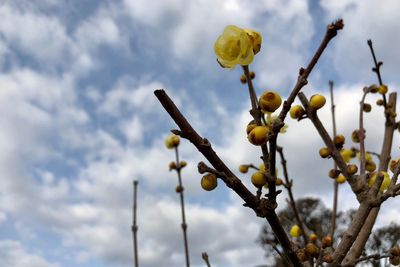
[214,25,255,68]
[356,152,372,162]
[266,114,287,133]
[244,29,262,54]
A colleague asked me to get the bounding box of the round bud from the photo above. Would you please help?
[180,161,187,168]
[296,249,308,262]
[328,169,341,179]
[369,84,379,93]
[336,175,346,184]
[390,256,400,266]
[305,243,319,257]
[333,134,345,148]
[250,71,256,79]
[290,105,305,119]
[239,164,249,174]
[259,91,282,113]
[378,84,388,94]
[165,134,180,149]
[322,236,333,248]
[240,74,247,84]
[376,99,384,106]
[175,185,184,193]
[390,159,400,173]
[340,149,353,163]
[247,125,269,146]
[347,164,358,175]
[323,254,334,263]
[319,147,331,158]
[365,160,377,172]
[290,225,302,238]
[276,178,283,186]
[246,121,257,135]
[309,233,318,242]
[390,246,400,257]
[363,103,372,112]
[201,173,217,191]
[251,171,267,188]
[351,130,361,143]
[309,94,326,110]
[169,161,177,170]
[368,171,391,192]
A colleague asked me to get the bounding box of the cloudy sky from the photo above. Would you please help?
[0,0,399,266]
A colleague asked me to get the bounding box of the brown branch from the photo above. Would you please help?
[297,92,368,201]
[328,80,339,239]
[154,89,302,266]
[343,92,397,265]
[132,180,139,267]
[174,147,191,267]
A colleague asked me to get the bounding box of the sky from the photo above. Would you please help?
[0,0,400,266]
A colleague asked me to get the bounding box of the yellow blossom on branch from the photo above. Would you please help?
[214,25,262,68]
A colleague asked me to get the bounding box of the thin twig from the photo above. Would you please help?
[132,180,139,267]
[328,80,339,240]
[359,88,369,182]
[367,39,387,108]
[174,147,191,267]
[355,253,391,263]
[277,146,309,245]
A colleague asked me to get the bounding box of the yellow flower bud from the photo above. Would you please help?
[368,171,391,192]
[390,158,400,173]
[365,160,376,172]
[336,174,346,184]
[333,134,345,148]
[323,254,334,263]
[290,105,305,119]
[347,164,358,175]
[309,94,326,110]
[296,249,308,262]
[259,91,282,113]
[328,169,340,179]
[251,171,267,187]
[351,130,361,143]
[239,164,249,173]
[179,161,187,168]
[309,233,318,242]
[240,74,247,84]
[305,243,319,257]
[319,147,331,158]
[376,99,384,106]
[201,173,218,191]
[276,178,283,186]
[363,103,372,112]
[378,84,388,94]
[340,149,353,163]
[244,29,262,54]
[214,25,255,68]
[290,225,302,238]
[165,134,180,149]
[322,236,333,248]
[246,121,257,134]
[247,125,269,146]
[169,161,177,170]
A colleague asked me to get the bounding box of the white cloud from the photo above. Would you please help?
[0,240,60,267]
